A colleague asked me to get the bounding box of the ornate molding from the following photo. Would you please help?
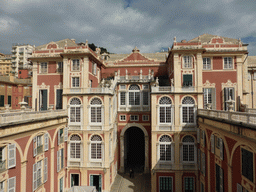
[221,80,237,87]
[203,80,215,87]
[38,82,50,89]
[54,82,63,89]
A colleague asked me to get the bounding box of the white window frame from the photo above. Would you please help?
[92,62,97,75]
[128,85,140,106]
[72,59,80,71]
[90,98,103,125]
[57,62,63,73]
[119,91,126,106]
[203,88,213,109]
[159,97,172,125]
[183,56,192,68]
[223,57,233,69]
[72,77,80,88]
[130,115,139,121]
[90,135,103,162]
[40,62,47,74]
[182,136,196,164]
[181,97,196,125]
[69,135,81,161]
[158,135,174,163]
[7,177,15,192]
[203,57,211,70]
[69,98,81,125]
[120,115,126,121]
[57,148,64,172]
[8,143,16,169]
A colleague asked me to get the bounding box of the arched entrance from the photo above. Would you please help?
[124,127,145,172]
[120,123,149,173]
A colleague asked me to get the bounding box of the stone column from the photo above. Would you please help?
[32,61,38,111]
[237,56,243,103]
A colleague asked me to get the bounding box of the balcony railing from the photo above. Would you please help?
[151,86,173,93]
[117,75,153,83]
[0,160,6,173]
[67,87,114,94]
[0,109,67,125]
[198,109,256,126]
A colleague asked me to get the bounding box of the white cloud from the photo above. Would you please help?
[0,16,19,32]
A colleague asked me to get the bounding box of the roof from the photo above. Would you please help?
[188,33,240,44]
[0,76,31,85]
[35,39,78,50]
[248,56,256,67]
[106,52,167,63]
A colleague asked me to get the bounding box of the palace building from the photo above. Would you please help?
[1,33,256,192]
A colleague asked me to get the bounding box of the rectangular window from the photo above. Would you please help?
[59,177,64,192]
[0,95,4,107]
[56,89,63,109]
[130,115,139,121]
[92,62,97,75]
[183,56,192,68]
[57,148,64,172]
[120,115,126,121]
[159,177,172,192]
[203,58,211,70]
[33,159,47,191]
[184,177,194,192]
[183,74,193,87]
[224,57,233,69]
[142,115,149,121]
[120,92,126,105]
[242,148,253,182]
[39,89,47,111]
[72,59,80,71]
[8,96,11,106]
[57,62,63,72]
[203,88,216,109]
[0,181,4,192]
[215,164,223,192]
[143,91,149,105]
[224,87,235,111]
[7,177,15,192]
[72,77,80,87]
[40,62,47,73]
[71,174,79,187]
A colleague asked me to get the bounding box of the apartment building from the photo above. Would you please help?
[27,33,254,192]
[11,44,34,77]
[0,53,11,76]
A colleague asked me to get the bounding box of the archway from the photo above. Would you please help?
[120,123,149,173]
[124,127,145,172]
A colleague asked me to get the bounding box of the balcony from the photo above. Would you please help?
[19,52,24,55]
[151,86,173,93]
[198,109,256,126]
[117,75,153,83]
[11,49,16,53]
[0,160,6,173]
[67,87,114,94]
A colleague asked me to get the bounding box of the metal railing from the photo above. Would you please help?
[198,109,256,126]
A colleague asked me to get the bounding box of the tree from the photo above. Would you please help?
[88,43,109,54]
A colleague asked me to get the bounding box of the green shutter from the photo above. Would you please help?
[90,175,93,186]
[183,75,192,86]
[56,89,63,109]
[99,175,102,192]
[40,90,47,110]
[0,95,4,107]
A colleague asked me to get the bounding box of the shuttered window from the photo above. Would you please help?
[203,88,216,109]
[0,95,4,107]
[7,177,15,192]
[216,164,224,192]
[56,89,63,109]
[224,87,235,111]
[183,74,193,87]
[242,148,253,182]
[8,144,16,169]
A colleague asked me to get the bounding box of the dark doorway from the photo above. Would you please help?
[90,175,102,192]
[124,127,145,172]
[71,174,79,187]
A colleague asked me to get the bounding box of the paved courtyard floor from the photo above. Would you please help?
[110,172,151,192]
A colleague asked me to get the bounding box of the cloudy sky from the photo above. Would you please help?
[0,0,256,55]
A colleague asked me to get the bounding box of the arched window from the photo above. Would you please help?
[159,97,172,124]
[70,135,81,159]
[159,135,172,161]
[129,85,140,105]
[90,98,102,124]
[182,96,195,123]
[182,135,195,163]
[91,135,102,160]
[69,98,81,123]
